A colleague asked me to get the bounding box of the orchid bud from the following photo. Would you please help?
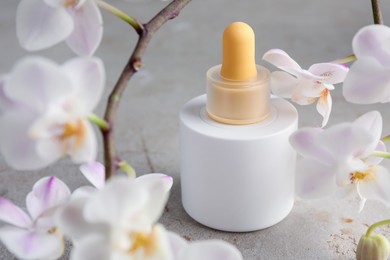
[356,234,390,260]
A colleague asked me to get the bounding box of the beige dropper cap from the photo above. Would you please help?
[206,22,270,125]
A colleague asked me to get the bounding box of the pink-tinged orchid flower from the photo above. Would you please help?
[17,0,103,55]
[0,176,71,260]
[343,24,390,104]
[263,49,349,127]
[290,111,390,211]
[0,56,105,170]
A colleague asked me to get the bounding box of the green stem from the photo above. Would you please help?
[382,135,390,143]
[118,160,136,178]
[366,219,390,236]
[96,0,144,34]
[87,114,109,131]
[332,54,356,64]
[371,151,390,159]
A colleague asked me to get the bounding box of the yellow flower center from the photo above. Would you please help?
[129,232,150,253]
[59,120,86,152]
[350,171,374,183]
[64,0,79,7]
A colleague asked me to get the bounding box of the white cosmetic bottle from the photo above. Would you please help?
[180,22,298,232]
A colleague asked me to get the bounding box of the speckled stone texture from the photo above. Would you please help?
[1,0,390,259]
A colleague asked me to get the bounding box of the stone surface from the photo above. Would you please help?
[1,0,390,259]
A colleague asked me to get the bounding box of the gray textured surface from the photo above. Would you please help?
[1,0,390,259]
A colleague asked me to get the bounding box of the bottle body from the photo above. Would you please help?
[180,94,298,232]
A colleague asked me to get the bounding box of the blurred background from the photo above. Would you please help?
[1,0,390,259]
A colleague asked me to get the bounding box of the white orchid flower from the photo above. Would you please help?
[343,24,390,104]
[290,111,390,211]
[58,174,174,259]
[168,232,243,260]
[0,176,71,260]
[263,49,349,127]
[17,0,103,55]
[0,56,105,170]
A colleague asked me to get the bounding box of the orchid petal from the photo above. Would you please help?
[0,226,63,260]
[67,120,98,164]
[353,24,390,67]
[289,127,333,164]
[308,63,349,84]
[352,111,383,157]
[61,57,105,114]
[0,109,51,170]
[66,0,103,56]
[134,174,172,225]
[57,197,107,242]
[26,176,71,220]
[317,123,374,160]
[270,71,298,98]
[316,89,332,127]
[365,141,386,165]
[17,0,73,51]
[71,234,110,260]
[262,49,301,75]
[83,177,147,227]
[79,162,105,189]
[291,86,317,105]
[35,138,64,166]
[0,198,31,228]
[72,186,98,199]
[334,157,367,187]
[295,159,336,199]
[0,76,14,112]
[4,57,73,112]
[358,165,390,208]
[167,231,188,259]
[342,57,390,104]
[178,240,243,260]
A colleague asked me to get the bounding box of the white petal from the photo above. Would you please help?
[364,141,386,165]
[68,120,98,163]
[308,63,349,84]
[295,159,336,199]
[291,85,317,105]
[0,76,14,112]
[83,177,147,227]
[270,71,298,98]
[353,24,390,66]
[317,123,374,160]
[358,165,390,208]
[289,127,333,164]
[316,89,332,127]
[0,198,31,228]
[79,162,105,189]
[342,57,390,104]
[0,108,52,170]
[262,49,301,75]
[0,226,64,260]
[4,57,73,112]
[17,0,73,51]
[66,0,103,56]
[36,138,64,165]
[72,186,98,199]
[71,234,110,260]
[61,57,105,114]
[26,176,71,220]
[57,197,107,242]
[134,174,172,226]
[352,111,383,157]
[167,231,188,260]
[178,240,243,260]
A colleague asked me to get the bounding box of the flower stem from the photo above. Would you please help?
[101,0,192,180]
[332,54,356,64]
[118,160,136,178]
[382,135,390,143]
[371,0,384,25]
[96,0,144,34]
[366,219,390,236]
[371,151,390,159]
[87,114,109,131]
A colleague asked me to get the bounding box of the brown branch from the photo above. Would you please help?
[371,0,383,24]
[101,0,192,180]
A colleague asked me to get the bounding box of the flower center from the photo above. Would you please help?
[59,120,86,151]
[350,171,374,183]
[64,0,79,7]
[129,232,150,253]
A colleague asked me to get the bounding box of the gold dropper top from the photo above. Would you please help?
[220,22,257,81]
[206,21,270,125]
